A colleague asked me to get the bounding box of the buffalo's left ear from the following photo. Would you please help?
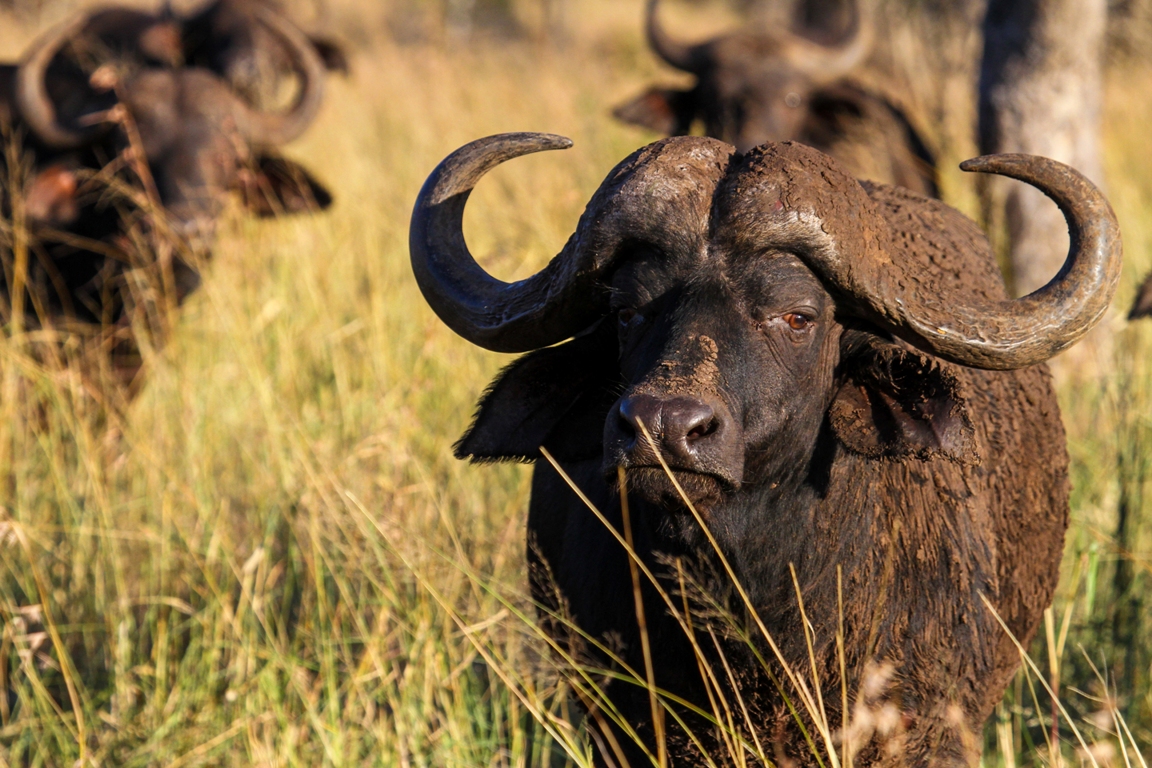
[830,335,978,465]
[612,86,696,136]
[455,320,619,463]
[309,36,349,74]
[237,154,333,217]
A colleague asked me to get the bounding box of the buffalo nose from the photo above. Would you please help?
[618,394,720,463]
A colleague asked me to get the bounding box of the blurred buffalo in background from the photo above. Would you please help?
[613,0,938,197]
[0,3,333,387]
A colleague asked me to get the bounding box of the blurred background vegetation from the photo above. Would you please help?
[0,0,1149,764]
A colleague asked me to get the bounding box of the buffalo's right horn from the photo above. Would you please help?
[646,0,697,72]
[410,133,610,353]
[16,12,106,149]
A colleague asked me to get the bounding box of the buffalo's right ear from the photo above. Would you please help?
[612,86,695,135]
[455,320,619,463]
[237,154,333,217]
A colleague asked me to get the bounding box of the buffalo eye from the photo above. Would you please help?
[618,308,641,328]
[782,312,813,332]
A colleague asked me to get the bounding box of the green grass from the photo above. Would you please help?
[0,0,1149,764]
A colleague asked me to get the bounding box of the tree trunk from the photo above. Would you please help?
[978,0,1106,296]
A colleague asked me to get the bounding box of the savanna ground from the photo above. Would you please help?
[0,0,1149,764]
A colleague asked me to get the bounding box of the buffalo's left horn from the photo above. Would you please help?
[905,154,1121,369]
[231,7,326,145]
[814,154,1119,369]
[410,133,610,353]
[16,12,106,149]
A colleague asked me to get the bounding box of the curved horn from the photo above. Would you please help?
[728,144,1118,369]
[230,7,326,145]
[763,151,1119,370]
[775,0,873,84]
[414,133,736,353]
[16,12,104,149]
[903,154,1120,369]
[646,0,696,72]
[410,133,610,353]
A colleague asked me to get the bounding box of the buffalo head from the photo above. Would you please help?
[616,0,873,152]
[14,5,329,236]
[411,134,1118,514]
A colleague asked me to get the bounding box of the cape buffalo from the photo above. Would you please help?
[614,0,938,197]
[0,5,330,379]
[410,134,1120,766]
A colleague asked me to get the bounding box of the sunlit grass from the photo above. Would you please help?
[0,0,1148,764]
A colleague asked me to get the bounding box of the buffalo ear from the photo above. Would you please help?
[25,164,80,226]
[309,36,349,74]
[1128,271,1152,320]
[237,154,333,217]
[830,335,978,465]
[612,87,695,135]
[455,321,618,463]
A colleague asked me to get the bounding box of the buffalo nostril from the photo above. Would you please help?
[618,410,637,439]
[678,403,717,445]
[686,417,719,442]
[616,395,724,462]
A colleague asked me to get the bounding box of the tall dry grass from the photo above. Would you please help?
[0,0,1147,764]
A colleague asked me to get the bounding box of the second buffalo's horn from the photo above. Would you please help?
[646,0,697,72]
[778,0,874,85]
[229,7,326,146]
[16,11,108,149]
